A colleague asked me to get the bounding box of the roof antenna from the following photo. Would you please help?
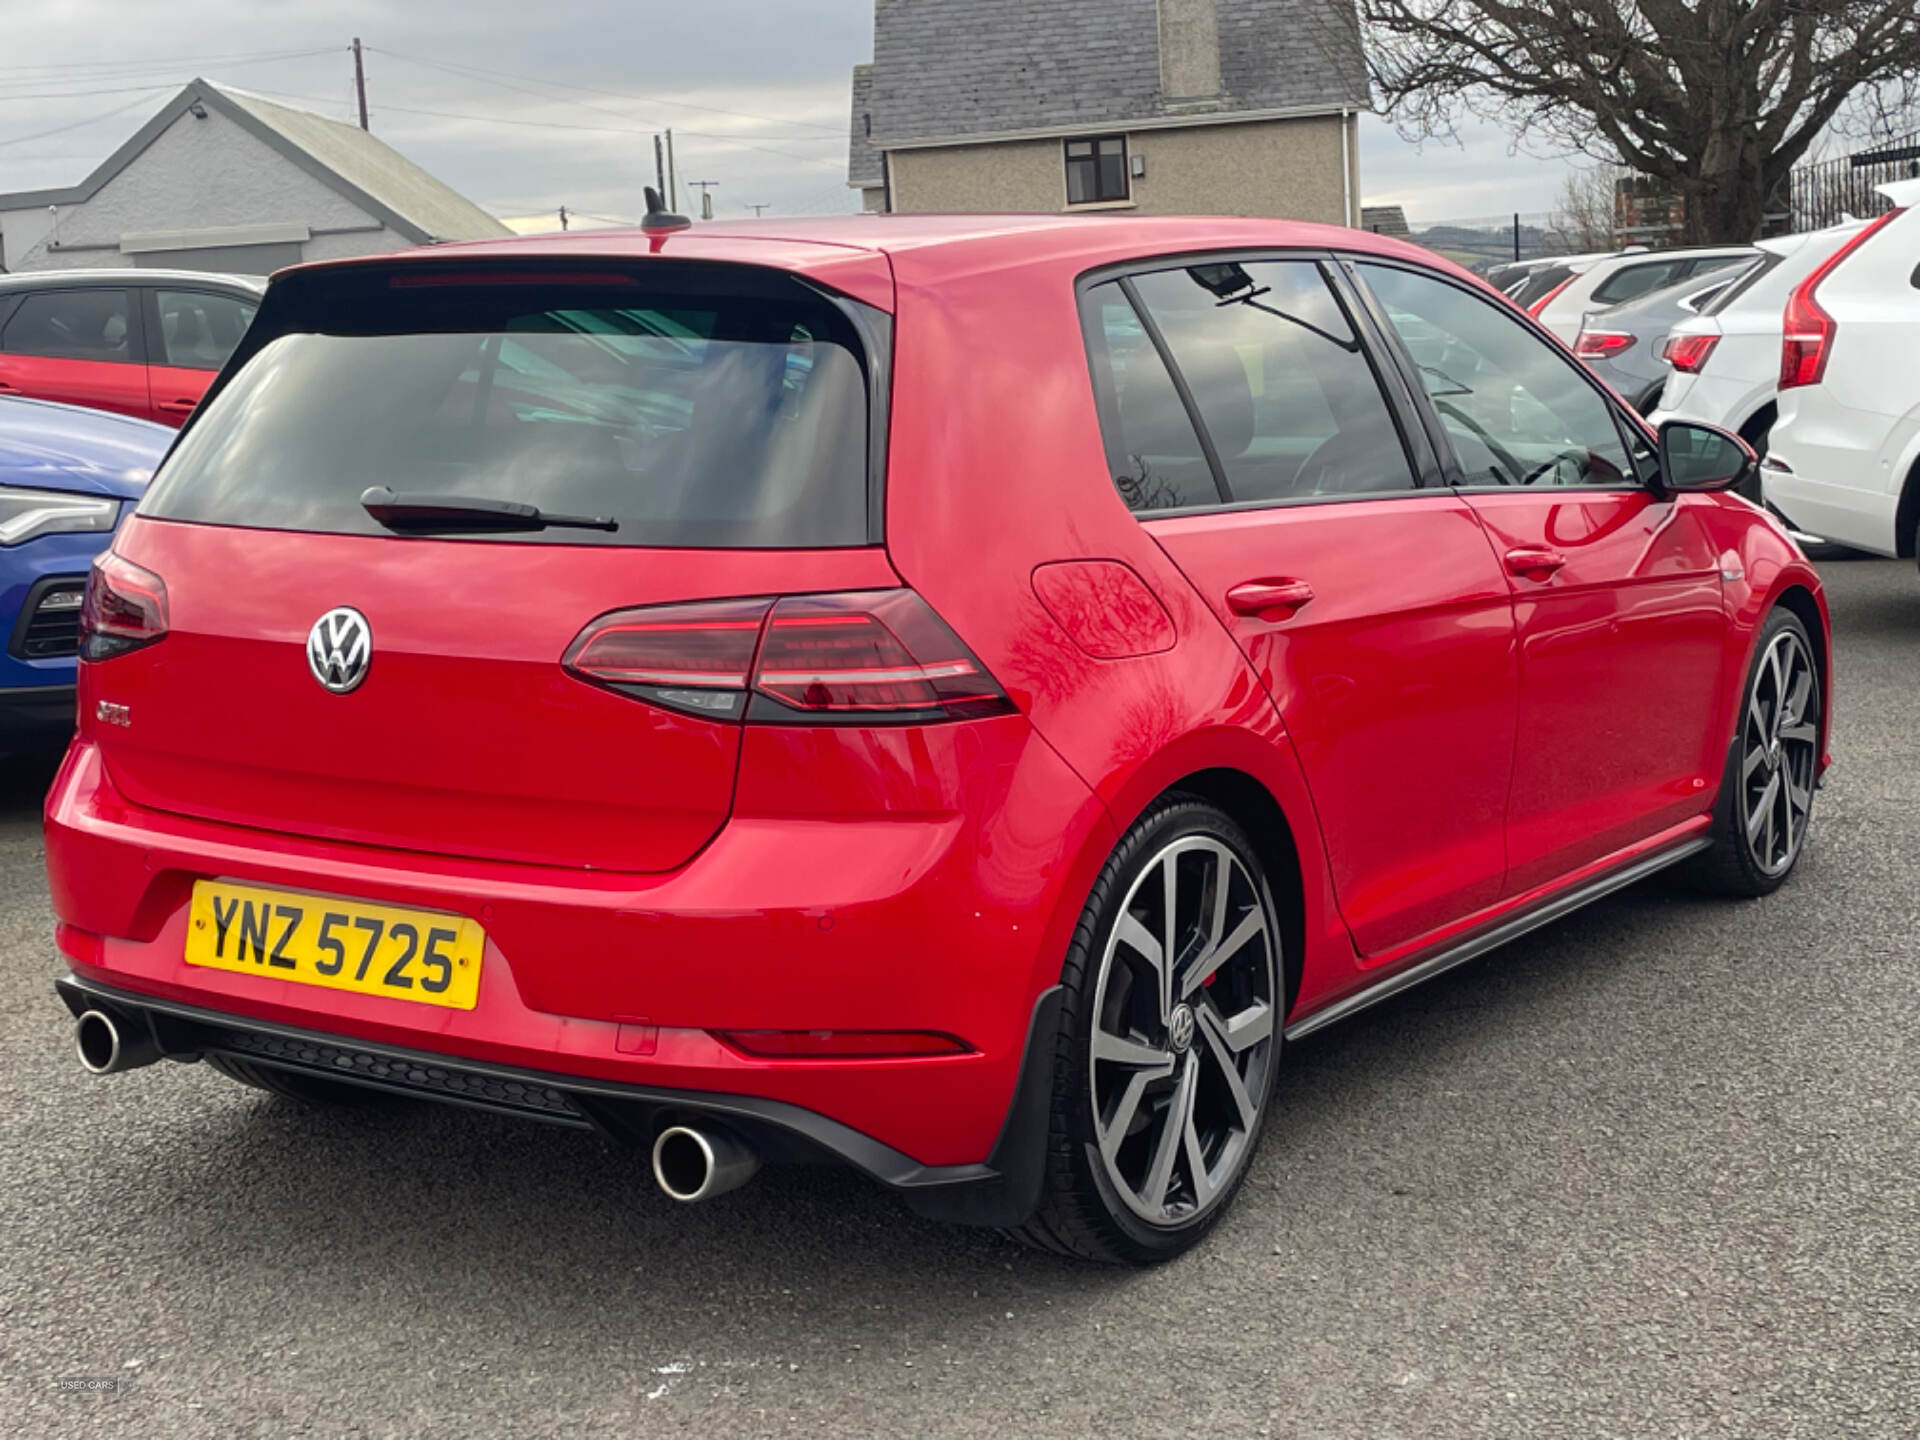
[642,186,691,233]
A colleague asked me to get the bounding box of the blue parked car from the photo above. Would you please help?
[1,395,169,753]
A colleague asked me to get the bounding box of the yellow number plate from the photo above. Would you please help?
[184,881,484,1010]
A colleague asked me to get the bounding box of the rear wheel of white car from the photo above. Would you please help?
[1686,607,1820,897]
[1013,798,1281,1265]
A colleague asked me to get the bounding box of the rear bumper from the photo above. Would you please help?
[1762,441,1900,555]
[55,972,1062,1226]
[45,724,1112,1178]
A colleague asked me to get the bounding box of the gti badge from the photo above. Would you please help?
[306,606,372,694]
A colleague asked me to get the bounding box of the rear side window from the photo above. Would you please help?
[142,274,875,548]
[2,289,133,362]
[154,289,258,371]
[1126,262,1415,502]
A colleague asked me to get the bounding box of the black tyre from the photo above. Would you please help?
[206,1053,391,1107]
[1013,797,1282,1265]
[1685,607,1821,897]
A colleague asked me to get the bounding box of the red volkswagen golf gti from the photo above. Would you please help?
[46,214,1829,1264]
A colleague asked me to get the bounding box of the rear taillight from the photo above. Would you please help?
[562,598,772,721]
[78,551,167,661]
[1527,275,1575,318]
[1780,208,1905,391]
[1573,329,1634,359]
[1660,333,1720,373]
[751,590,1011,722]
[563,590,1014,725]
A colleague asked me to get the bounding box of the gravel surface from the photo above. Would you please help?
[1,557,1916,1438]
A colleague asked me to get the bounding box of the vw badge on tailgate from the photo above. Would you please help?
[307,607,372,694]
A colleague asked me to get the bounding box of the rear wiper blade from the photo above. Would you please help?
[359,487,617,534]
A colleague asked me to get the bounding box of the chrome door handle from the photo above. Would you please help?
[1225,579,1315,620]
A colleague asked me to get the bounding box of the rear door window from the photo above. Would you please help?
[1125,261,1417,501]
[153,289,258,371]
[1082,283,1222,512]
[141,275,876,548]
[1,289,135,362]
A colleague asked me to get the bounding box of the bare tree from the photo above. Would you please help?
[1357,1,1920,242]
[1546,166,1620,251]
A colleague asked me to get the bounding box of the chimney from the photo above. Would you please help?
[1158,0,1223,104]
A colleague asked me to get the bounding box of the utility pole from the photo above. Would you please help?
[665,129,678,212]
[747,203,770,217]
[689,180,719,220]
[352,37,369,130]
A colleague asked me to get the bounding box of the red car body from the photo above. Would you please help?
[0,271,262,427]
[45,215,1830,1241]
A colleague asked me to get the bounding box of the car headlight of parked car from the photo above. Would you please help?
[0,486,119,546]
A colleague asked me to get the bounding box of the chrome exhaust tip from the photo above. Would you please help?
[651,1124,759,1203]
[73,1008,161,1075]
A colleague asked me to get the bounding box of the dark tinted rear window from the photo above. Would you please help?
[142,275,875,548]
[1591,259,1688,305]
[1510,265,1573,308]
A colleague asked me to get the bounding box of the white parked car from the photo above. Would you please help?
[1534,246,1757,344]
[1648,219,1871,464]
[1763,180,1920,560]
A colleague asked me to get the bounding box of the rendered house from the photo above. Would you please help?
[849,0,1369,223]
[0,78,508,275]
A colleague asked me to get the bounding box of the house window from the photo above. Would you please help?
[1066,136,1129,204]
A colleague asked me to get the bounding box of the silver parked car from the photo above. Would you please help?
[1571,259,1762,414]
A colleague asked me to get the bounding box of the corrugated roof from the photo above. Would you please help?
[215,86,509,243]
[858,0,1368,155]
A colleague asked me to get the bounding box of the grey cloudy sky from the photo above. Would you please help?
[0,0,1577,227]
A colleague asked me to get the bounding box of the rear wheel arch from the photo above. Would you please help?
[1737,402,1777,453]
[1895,453,1920,559]
[1133,768,1306,1016]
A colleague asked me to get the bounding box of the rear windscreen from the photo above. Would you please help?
[140,276,875,548]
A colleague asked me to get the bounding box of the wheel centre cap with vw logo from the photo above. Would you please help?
[1168,1003,1196,1055]
[307,606,372,694]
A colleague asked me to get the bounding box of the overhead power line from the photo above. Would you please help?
[0,89,171,150]
[0,47,337,81]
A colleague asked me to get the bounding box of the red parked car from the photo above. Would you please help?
[46,214,1829,1264]
[0,270,262,427]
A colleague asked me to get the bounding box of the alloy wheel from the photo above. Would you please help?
[1740,627,1819,877]
[1088,836,1278,1226]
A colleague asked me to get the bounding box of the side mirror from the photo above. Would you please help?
[1657,419,1755,493]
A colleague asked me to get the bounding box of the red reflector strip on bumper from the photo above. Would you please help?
[714,1029,973,1059]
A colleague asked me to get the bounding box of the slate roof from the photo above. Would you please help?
[855,0,1368,165]
[849,64,884,189]
[0,80,509,245]
[1360,204,1409,238]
